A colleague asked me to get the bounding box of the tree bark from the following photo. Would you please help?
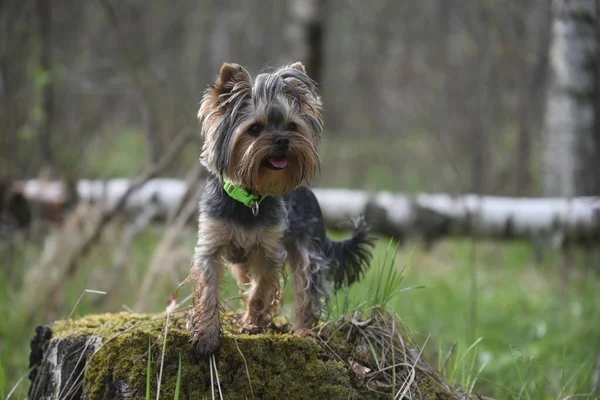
[543,0,600,197]
[27,312,465,400]
[16,178,600,245]
[516,0,552,196]
[287,0,326,84]
[36,0,54,168]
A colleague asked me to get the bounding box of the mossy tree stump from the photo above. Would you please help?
[28,311,467,399]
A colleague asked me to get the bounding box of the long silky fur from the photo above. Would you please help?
[187,62,374,358]
[327,216,375,291]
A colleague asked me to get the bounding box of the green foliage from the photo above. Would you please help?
[86,128,150,178]
[0,354,6,399]
[1,231,599,399]
[322,237,600,399]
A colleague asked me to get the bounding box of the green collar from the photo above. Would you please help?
[223,180,264,216]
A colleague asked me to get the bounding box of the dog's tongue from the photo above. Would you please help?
[268,157,288,169]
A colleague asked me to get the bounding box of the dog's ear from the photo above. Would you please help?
[289,61,306,74]
[199,63,252,121]
[277,62,320,110]
[213,62,252,96]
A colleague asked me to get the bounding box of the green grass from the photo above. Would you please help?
[173,353,182,400]
[1,229,599,399]
[325,234,599,399]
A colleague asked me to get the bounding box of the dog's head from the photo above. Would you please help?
[198,62,323,197]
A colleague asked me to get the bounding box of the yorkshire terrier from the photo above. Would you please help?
[185,61,374,357]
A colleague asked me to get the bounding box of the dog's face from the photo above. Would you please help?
[198,62,323,197]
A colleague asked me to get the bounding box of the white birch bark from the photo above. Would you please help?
[17,179,600,245]
[543,0,600,197]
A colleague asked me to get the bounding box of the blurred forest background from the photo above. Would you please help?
[2,0,559,193]
[1,0,600,399]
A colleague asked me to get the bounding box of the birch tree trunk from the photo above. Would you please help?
[16,179,600,245]
[543,0,600,197]
[287,0,325,84]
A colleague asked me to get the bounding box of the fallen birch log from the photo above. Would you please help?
[16,179,600,245]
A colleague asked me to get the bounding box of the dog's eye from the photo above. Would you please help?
[286,122,297,132]
[248,124,263,136]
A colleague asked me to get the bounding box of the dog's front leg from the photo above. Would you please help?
[240,240,286,333]
[186,217,226,358]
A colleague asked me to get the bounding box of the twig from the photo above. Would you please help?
[166,161,205,225]
[156,300,176,400]
[93,201,161,308]
[96,0,153,93]
[135,165,204,311]
[48,129,193,300]
[96,0,163,161]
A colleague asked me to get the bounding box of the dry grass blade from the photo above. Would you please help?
[212,354,224,400]
[340,307,460,399]
[66,289,107,321]
[5,367,34,400]
[234,337,255,399]
[156,298,176,400]
[395,334,429,400]
[209,355,216,400]
[394,363,416,400]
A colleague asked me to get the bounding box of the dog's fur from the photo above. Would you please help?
[186,61,374,357]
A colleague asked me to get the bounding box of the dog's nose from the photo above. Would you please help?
[274,136,289,150]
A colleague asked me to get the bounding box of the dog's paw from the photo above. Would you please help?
[239,323,263,335]
[292,327,316,338]
[189,324,221,360]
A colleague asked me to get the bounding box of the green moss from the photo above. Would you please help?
[48,312,460,399]
[53,312,159,339]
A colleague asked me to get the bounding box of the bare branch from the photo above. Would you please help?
[46,128,193,301]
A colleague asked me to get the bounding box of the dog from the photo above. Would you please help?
[185,61,374,357]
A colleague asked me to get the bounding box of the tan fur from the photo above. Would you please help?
[231,263,250,291]
[229,222,286,330]
[229,127,319,197]
[198,63,254,173]
[185,216,229,356]
[187,61,327,357]
[187,215,286,354]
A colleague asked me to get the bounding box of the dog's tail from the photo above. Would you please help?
[327,216,375,291]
